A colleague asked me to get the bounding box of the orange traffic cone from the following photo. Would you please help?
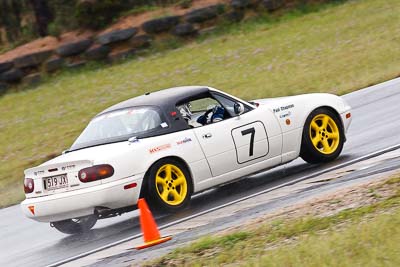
[135,198,172,250]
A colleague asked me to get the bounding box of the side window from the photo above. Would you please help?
[190,98,220,112]
[177,93,252,128]
[177,97,230,128]
[213,94,251,116]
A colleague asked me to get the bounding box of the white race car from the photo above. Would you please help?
[21,86,352,234]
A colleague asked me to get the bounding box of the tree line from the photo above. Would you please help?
[0,0,184,46]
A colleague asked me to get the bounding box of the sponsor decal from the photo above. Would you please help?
[149,144,171,154]
[279,111,291,118]
[61,164,76,171]
[176,137,192,145]
[273,104,294,113]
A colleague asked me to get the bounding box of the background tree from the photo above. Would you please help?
[0,0,183,47]
[29,0,53,36]
[0,0,26,43]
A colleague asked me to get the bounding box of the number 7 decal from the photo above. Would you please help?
[231,121,268,164]
[241,127,255,156]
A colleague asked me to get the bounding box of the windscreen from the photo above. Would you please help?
[71,106,164,150]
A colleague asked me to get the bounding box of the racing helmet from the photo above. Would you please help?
[178,103,192,122]
[211,106,225,122]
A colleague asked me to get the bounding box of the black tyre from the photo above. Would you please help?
[300,107,344,164]
[146,158,192,213]
[51,215,97,235]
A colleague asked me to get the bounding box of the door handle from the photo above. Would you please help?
[202,133,212,139]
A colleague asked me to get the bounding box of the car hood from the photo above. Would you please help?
[253,95,292,102]
[250,93,349,131]
[252,96,298,107]
[252,93,348,112]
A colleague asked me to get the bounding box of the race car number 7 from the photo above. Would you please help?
[241,127,255,156]
[231,121,269,164]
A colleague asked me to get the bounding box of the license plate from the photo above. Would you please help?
[43,174,68,191]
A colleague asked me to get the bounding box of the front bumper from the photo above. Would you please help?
[21,175,143,222]
[340,109,352,136]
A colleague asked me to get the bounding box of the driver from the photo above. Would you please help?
[178,102,202,128]
[211,106,224,122]
[197,105,225,125]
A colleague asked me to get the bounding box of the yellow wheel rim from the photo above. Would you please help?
[155,164,188,206]
[309,114,340,155]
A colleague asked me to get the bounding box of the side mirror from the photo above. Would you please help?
[234,102,245,115]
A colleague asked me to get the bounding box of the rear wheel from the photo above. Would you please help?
[300,108,344,163]
[146,159,192,213]
[51,215,97,235]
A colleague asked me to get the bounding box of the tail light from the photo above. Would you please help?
[78,164,114,183]
[24,178,34,193]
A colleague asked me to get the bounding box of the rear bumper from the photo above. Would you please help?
[20,174,144,222]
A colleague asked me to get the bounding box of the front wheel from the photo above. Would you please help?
[51,215,97,235]
[300,108,344,164]
[146,159,192,213]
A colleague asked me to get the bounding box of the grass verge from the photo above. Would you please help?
[145,176,400,266]
[1,0,400,207]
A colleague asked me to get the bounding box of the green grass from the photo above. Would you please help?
[146,179,400,266]
[1,0,400,207]
[258,211,400,267]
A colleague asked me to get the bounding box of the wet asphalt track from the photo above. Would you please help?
[1,78,400,267]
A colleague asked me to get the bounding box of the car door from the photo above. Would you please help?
[191,93,277,178]
[193,112,270,177]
